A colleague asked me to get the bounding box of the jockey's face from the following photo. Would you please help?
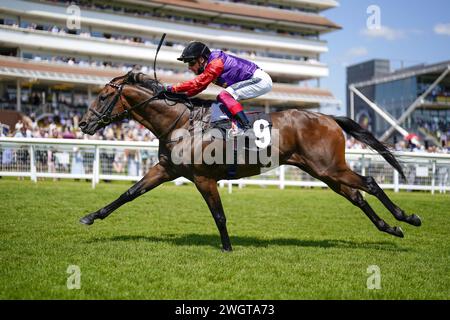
[188,57,206,75]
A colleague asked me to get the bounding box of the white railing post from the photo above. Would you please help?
[95,145,100,184]
[91,145,100,189]
[29,145,37,183]
[394,169,399,193]
[92,158,96,189]
[279,165,285,190]
[431,160,436,195]
[361,154,366,197]
[228,180,232,194]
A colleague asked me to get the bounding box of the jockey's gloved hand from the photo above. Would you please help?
[162,84,173,92]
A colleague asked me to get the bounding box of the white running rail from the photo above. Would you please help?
[1,137,450,194]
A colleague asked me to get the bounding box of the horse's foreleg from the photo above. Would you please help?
[194,176,232,252]
[80,163,176,225]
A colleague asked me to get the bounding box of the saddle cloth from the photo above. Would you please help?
[170,97,276,178]
[190,101,272,145]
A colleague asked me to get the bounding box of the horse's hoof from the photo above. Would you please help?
[221,247,233,253]
[80,215,95,225]
[408,214,422,227]
[392,226,404,238]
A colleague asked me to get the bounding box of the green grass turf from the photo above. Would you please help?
[0,179,449,299]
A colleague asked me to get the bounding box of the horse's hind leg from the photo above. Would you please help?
[363,176,421,226]
[287,161,404,238]
[330,169,421,227]
[80,163,176,225]
[328,182,404,238]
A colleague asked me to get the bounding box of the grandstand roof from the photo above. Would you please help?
[268,0,339,10]
[352,60,450,88]
[123,0,341,31]
[0,56,338,107]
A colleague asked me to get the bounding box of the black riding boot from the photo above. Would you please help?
[234,111,252,133]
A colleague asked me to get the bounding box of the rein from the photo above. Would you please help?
[89,77,194,141]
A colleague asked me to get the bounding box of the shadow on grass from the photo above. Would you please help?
[87,233,407,252]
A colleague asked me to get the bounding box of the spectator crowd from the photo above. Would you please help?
[1,113,156,143]
[2,112,449,154]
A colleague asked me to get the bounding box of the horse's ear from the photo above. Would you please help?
[127,72,143,84]
[125,71,133,83]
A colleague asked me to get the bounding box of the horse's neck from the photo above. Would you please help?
[131,98,190,140]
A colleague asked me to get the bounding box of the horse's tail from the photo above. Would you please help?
[332,116,406,181]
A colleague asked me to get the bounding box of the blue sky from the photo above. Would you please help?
[321,0,450,114]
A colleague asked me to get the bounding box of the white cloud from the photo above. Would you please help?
[434,23,450,36]
[347,46,368,57]
[361,26,404,41]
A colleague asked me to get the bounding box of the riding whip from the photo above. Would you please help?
[153,33,167,82]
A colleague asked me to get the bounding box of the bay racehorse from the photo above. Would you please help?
[79,72,421,251]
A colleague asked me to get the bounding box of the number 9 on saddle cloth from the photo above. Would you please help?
[209,102,273,150]
[205,101,275,178]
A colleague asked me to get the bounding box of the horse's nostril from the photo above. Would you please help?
[79,121,87,129]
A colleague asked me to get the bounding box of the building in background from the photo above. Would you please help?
[347,59,450,147]
[0,0,341,131]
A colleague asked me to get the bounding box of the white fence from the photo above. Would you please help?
[1,137,450,194]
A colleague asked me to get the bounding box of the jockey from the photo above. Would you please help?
[164,41,272,135]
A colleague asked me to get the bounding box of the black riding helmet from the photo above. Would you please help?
[177,41,211,62]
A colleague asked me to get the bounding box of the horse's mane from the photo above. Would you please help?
[138,78,161,92]
[129,72,214,109]
[122,72,162,92]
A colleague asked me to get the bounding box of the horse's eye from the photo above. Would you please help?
[99,94,107,102]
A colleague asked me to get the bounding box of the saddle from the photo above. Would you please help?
[188,99,273,145]
[160,92,276,178]
[157,90,272,139]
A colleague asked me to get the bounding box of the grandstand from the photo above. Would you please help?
[0,0,341,135]
[347,59,450,148]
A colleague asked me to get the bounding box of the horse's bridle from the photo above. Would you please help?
[89,80,190,140]
[89,82,126,126]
